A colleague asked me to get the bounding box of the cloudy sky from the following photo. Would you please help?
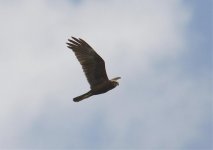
[0,0,212,149]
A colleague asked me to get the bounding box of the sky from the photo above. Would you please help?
[0,0,212,149]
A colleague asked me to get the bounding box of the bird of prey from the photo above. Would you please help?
[66,37,121,102]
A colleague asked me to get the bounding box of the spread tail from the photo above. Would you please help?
[73,91,92,102]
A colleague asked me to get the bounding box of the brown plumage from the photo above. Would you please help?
[66,37,121,102]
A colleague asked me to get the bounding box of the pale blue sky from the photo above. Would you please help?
[0,0,212,149]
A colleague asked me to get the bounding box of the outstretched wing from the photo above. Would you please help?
[67,37,109,89]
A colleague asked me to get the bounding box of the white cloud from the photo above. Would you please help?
[0,0,211,149]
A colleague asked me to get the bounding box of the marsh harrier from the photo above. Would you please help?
[67,37,121,102]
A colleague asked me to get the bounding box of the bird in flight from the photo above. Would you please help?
[66,37,121,102]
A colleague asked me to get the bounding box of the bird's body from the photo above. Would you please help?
[73,81,118,102]
[91,80,118,95]
[66,37,120,102]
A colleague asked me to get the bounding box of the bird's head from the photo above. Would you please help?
[111,81,119,87]
[110,77,121,87]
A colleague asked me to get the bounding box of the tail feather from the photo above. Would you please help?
[73,91,92,102]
